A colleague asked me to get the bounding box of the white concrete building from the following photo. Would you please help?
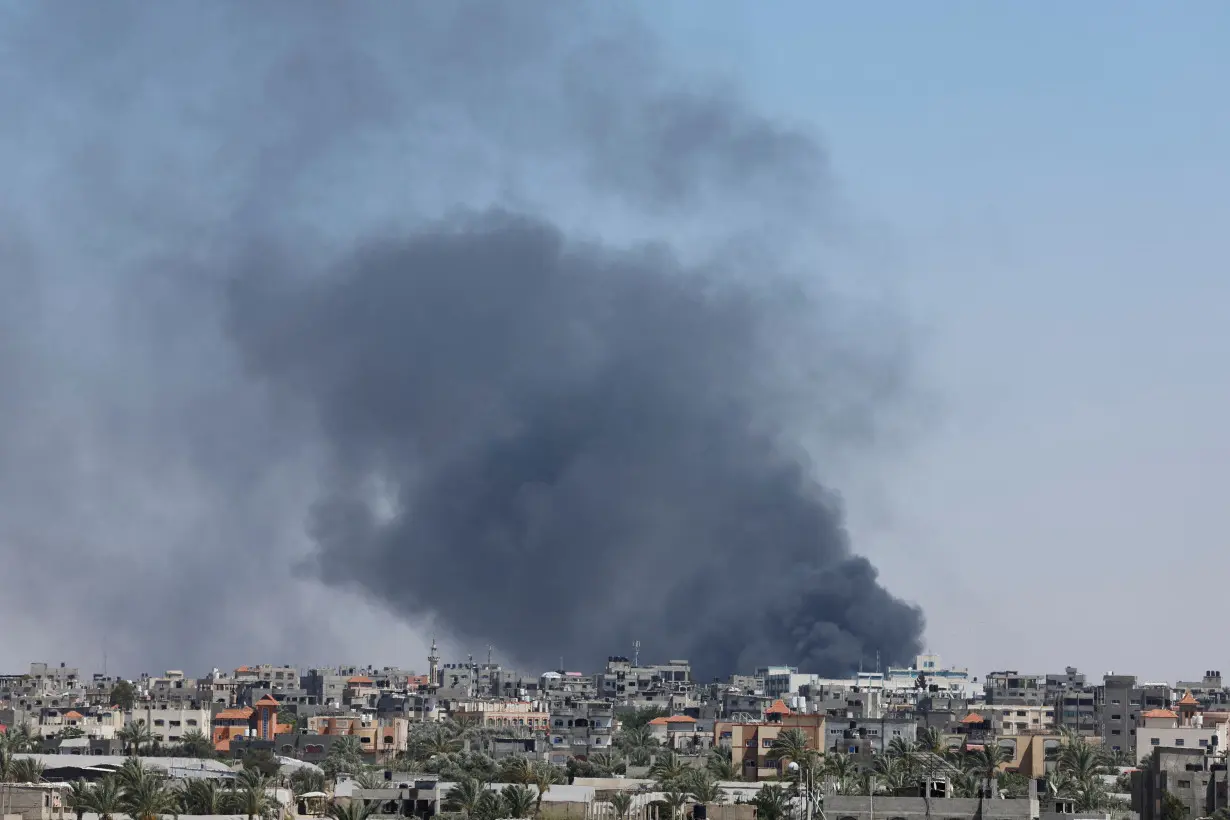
[127,704,211,745]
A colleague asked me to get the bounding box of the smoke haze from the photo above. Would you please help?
[0,1,923,677]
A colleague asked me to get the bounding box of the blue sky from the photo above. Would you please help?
[651,3,1230,679]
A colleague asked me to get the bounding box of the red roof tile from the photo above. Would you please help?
[765,699,793,715]
[1142,708,1178,719]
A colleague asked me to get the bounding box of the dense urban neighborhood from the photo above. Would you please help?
[0,651,1224,820]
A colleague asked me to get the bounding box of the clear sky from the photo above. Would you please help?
[649,2,1230,680]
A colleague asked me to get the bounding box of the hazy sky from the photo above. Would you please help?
[2,3,1227,684]
[646,2,1230,681]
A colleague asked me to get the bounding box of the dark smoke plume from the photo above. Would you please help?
[0,0,923,676]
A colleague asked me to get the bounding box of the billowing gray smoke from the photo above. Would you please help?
[0,0,923,676]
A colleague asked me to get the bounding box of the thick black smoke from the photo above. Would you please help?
[0,0,923,676]
[228,211,924,677]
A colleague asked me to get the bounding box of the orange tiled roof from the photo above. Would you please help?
[217,706,254,721]
[1142,708,1178,719]
[765,699,793,715]
[667,715,696,723]
[1179,691,1200,707]
[347,676,374,685]
[63,711,83,720]
[649,717,670,725]
[255,695,280,707]
[236,666,253,673]
[961,713,986,724]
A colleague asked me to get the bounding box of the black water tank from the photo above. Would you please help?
[693,805,707,820]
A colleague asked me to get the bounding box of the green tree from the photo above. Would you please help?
[971,745,1011,817]
[706,747,734,780]
[649,751,687,787]
[326,801,376,820]
[83,776,126,820]
[767,728,811,774]
[65,780,96,820]
[242,748,281,778]
[681,769,725,804]
[660,789,690,820]
[57,726,86,740]
[9,757,45,783]
[617,708,670,730]
[277,708,298,732]
[997,772,1030,799]
[750,784,791,820]
[1161,791,1187,820]
[290,767,327,795]
[110,680,138,711]
[615,725,659,764]
[116,758,160,792]
[121,777,181,820]
[181,780,225,815]
[117,720,155,756]
[529,762,561,816]
[500,784,537,818]
[607,792,634,820]
[444,778,488,816]
[177,730,215,759]
[1,725,40,753]
[228,770,274,820]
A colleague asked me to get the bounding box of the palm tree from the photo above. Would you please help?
[181,779,225,815]
[122,777,181,820]
[65,780,96,820]
[85,776,126,820]
[971,744,1010,818]
[118,720,155,756]
[9,757,45,784]
[822,752,857,794]
[178,730,215,759]
[529,762,560,816]
[2,725,40,753]
[681,770,725,804]
[871,756,905,792]
[616,725,658,762]
[750,784,791,820]
[706,747,734,780]
[589,752,625,776]
[660,789,690,820]
[444,778,488,816]
[471,791,505,820]
[57,726,86,740]
[353,769,383,790]
[501,784,537,818]
[607,792,633,820]
[500,756,534,784]
[290,767,328,795]
[649,751,687,787]
[229,769,274,820]
[326,801,375,820]
[116,757,161,791]
[423,724,463,758]
[768,728,811,771]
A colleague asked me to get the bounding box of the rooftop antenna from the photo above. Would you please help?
[876,651,881,675]
[487,645,494,667]
[633,640,641,667]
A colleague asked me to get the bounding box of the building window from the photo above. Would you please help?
[1151,738,1160,746]
[1112,730,1121,736]
[1175,739,1185,747]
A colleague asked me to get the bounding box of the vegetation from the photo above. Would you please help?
[607,792,633,820]
[117,720,155,756]
[750,783,792,820]
[110,680,138,711]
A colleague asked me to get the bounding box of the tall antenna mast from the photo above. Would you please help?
[633,640,640,667]
[487,645,494,666]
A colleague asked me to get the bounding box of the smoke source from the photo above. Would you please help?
[0,1,923,676]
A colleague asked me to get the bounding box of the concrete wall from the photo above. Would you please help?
[825,795,1036,820]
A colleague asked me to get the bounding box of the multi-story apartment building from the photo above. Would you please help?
[984,671,1047,705]
[1134,693,1229,763]
[596,657,692,702]
[1100,674,1171,755]
[127,703,212,745]
[453,699,549,731]
[715,713,825,780]
[547,701,613,763]
[963,704,1055,735]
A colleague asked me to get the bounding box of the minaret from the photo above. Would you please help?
[428,638,440,690]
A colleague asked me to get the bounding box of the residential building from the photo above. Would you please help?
[1135,692,1229,762]
[547,701,614,763]
[714,713,824,780]
[962,704,1055,735]
[1100,674,1171,756]
[454,700,550,731]
[1133,746,1230,820]
[826,715,918,755]
[983,671,1047,705]
[126,704,211,745]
